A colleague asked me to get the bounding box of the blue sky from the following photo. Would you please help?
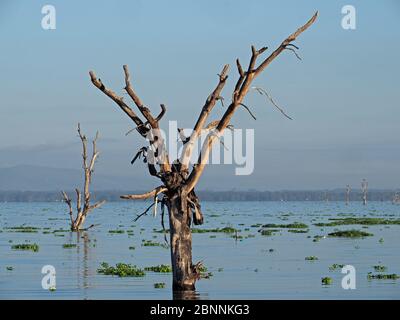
[0,0,399,190]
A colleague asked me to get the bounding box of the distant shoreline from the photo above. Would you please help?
[0,190,398,202]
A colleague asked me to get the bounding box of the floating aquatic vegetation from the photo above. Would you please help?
[259,229,279,236]
[97,262,145,277]
[142,240,169,248]
[373,265,387,272]
[315,217,400,227]
[250,224,262,228]
[6,266,13,271]
[5,226,39,233]
[305,256,318,261]
[108,229,125,234]
[62,244,77,249]
[288,229,309,233]
[367,273,399,280]
[321,277,332,285]
[192,226,238,233]
[262,222,308,229]
[144,264,172,273]
[154,282,166,289]
[328,229,373,238]
[11,243,39,252]
[329,264,344,271]
[129,246,135,250]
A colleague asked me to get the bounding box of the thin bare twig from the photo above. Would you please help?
[252,87,293,120]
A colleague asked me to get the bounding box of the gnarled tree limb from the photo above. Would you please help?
[120,186,168,200]
[61,125,105,231]
[184,11,318,193]
[180,64,230,172]
[90,67,171,173]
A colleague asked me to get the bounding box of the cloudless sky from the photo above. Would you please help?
[0,0,399,190]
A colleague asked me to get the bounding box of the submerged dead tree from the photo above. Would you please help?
[89,12,318,292]
[361,178,368,205]
[61,124,105,231]
[345,184,351,205]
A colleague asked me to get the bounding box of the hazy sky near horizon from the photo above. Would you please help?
[1,0,400,191]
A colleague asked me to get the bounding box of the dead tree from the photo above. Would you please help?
[392,192,400,204]
[345,184,351,205]
[89,12,318,291]
[361,178,368,205]
[61,124,105,231]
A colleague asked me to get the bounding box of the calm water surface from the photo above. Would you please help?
[0,201,399,299]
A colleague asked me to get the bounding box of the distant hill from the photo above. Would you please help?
[0,165,135,191]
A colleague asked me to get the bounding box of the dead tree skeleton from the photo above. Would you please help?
[89,12,318,291]
[345,184,351,205]
[361,178,368,205]
[61,124,105,231]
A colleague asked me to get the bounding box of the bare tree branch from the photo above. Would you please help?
[89,71,147,136]
[62,191,74,226]
[184,11,318,193]
[239,103,257,120]
[180,64,230,172]
[252,86,293,120]
[120,186,168,200]
[123,64,158,128]
[90,67,171,173]
[75,188,81,213]
[134,202,155,222]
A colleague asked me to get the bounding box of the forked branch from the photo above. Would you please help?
[184,11,318,193]
[90,67,171,173]
[61,124,105,231]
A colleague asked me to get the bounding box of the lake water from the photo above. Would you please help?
[0,201,399,299]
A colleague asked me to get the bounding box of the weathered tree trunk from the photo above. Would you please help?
[61,124,105,231]
[345,184,351,205]
[361,179,368,206]
[89,11,318,294]
[168,194,197,291]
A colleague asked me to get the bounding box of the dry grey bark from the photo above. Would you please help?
[361,179,368,205]
[61,124,105,231]
[346,184,351,205]
[89,12,318,292]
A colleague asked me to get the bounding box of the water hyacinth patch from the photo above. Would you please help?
[144,264,172,273]
[11,243,39,252]
[154,282,166,289]
[328,230,373,238]
[321,277,333,285]
[97,262,145,277]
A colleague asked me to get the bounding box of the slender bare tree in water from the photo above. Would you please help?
[345,184,351,205]
[361,179,368,205]
[392,192,400,204]
[61,124,105,231]
[89,12,318,292]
